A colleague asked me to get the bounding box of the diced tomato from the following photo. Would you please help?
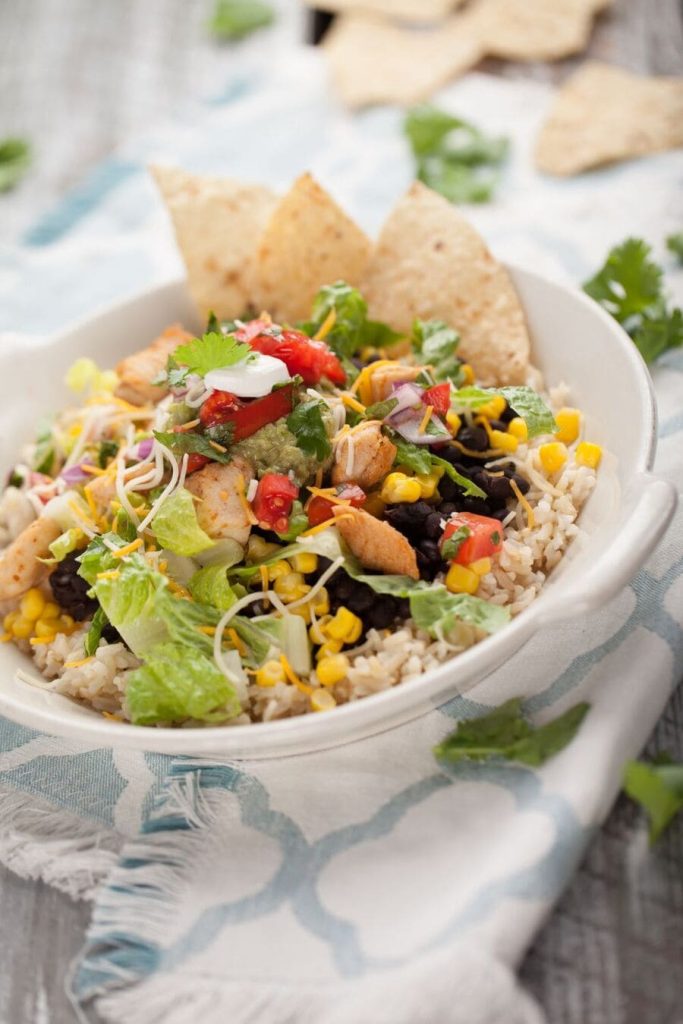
[238,321,346,387]
[441,512,503,565]
[199,390,243,428]
[253,474,299,533]
[306,485,366,528]
[184,453,210,475]
[422,383,451,417]
[200,384,295,443]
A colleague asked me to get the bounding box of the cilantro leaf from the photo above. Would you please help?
[84,607,109,657]
[498,387,557,437]
[286,400,332,462]
[584,238,683,364]
[173,332,253,377]
[404,106,509,205]
[441,526,470,561]
[412,319,463,384]
[666,232,683,264]
[623,759,683,844]
[209,0,274,40]
[434,698,589,767]
[0,138,31,192]
[391,435,485,499]
[302,282,401,361]
[584,239,664,325]
[153,430,232,464]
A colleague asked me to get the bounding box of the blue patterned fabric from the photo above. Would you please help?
[0,57,681,1023]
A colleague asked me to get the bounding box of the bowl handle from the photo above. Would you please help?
[537,473,677,627]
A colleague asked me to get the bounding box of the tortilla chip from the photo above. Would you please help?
[252,173,371,322]
[151,165,277,321]
[535,62,683,176]
[323,12,483,108]
[362,182,530,386]
[471,0,608,61]
[304,0,466,23]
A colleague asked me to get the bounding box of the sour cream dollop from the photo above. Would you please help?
[204,353,290,398]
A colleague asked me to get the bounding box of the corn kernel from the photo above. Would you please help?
[575,441,602,469]
[554,407,581,445]
[289,604,312,624]
[316,639,343,660]
[311,587,330,617]
[469,557,492,576]
[446,563,479,595]
[489,429,518,453]
[316,654,350,687]
[42,602,60,619]
[19,589,45,621]
[539,442,568,475]
[247,536,281,562]
[292,552,318,575]
[477,395,507,420]
[380,472,422,504]
[11,616,34,640]
[309,615,332,646]
[256,660,287,688]
[268,560,293,582]
[416,469,443,500]
[327,607,363,644]
[507,417,528,442]
[446,411,462,434]
[273,572,309,602]
[311,688,337,712]
[3,611,19,632]
[362,492,386,519]
[461,363,475,385]
[59,614,75,630]
[34,618,62,638]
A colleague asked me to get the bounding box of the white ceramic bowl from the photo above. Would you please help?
[0,270,676,757]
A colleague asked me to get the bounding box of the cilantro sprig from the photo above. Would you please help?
[153,430,232,464]
[441,526,470,561]
[666,232,683,264]
[404,106,509,205]
[287,400,332,462]
[624,757,683,844]
[0,138,31,192]
[434,698,589,768]
[583,238,683,364]
[301,282,401,365]
[209,0,274,40]
[174,331,254,377]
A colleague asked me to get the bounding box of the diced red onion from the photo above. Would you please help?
[394,418,451,445]
[136,438,154,460]
[59,462,93,485]
[386,382,424,418]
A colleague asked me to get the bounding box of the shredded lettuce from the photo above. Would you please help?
[126,642,241,726]
[188,565,239,611]
[150,488,214,557]
[409,587,510,638]
[48,527,86,564]
[84,607,108,657]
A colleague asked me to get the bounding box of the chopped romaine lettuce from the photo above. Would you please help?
[48,528,86,564]
[84,607,109,657]
[126,642,241,726]
[189,565,239,611]
[409,587,510,638]
[150,488,214,557]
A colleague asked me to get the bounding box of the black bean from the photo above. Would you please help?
[367,597,398,630]
[512,472,531,495]
[438,476,463,503]
[488,419,508,432]
[460,497,494,515]
[499,405,516,424]
[457,425,488,452]
[438,502,457,518]
[384,501,432,537]
[397,599,411,620]
[347,586,374,615]
[491,508,511,522]
[49,552,98,621]
[333,575,355,604]
[418,538,442,561]
[424,512,444,539]
[102,622,123,644]
[484,475,515,501]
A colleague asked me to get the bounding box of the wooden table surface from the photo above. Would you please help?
[0,1,682,1021]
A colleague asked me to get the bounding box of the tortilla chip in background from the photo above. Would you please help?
[323,12,483,108]
[303,0,466,23]
[535,62,683,176]
[252,173,371,323]
[151,165,278,321]
[470,0,610,61]
[362,182,530,386]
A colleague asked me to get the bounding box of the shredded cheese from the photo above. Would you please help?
[259,565,270,600]
[111,537,143,559]
[344,434,356,477]
[64,656,94,669]
[80,464,106,477]
[419,404,434,435]
[280,653,313,695]
[97,569,121,580]
[341,393,366,415]
[236,474,259,526]
[451,440,504,459]
[227,628,246,656]
[67,499,98,536]
[209,440,227,454]
[313,307,336,341]
[287,555,345,612]
[177,418,201,432]
[197,626,216,636]
[300,513,354,537]
[29,635,56,646]
[349,359,395,398]
[510,478,536,529]
[136,440,180,534]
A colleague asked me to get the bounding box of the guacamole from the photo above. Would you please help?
[233,418,331,483]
